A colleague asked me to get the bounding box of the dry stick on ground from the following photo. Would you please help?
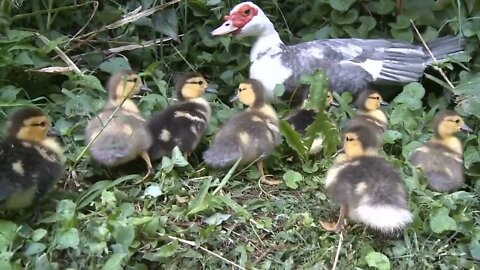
[410,20,456,90]
[331,231,344,270]
[60,0,181,57]
[104,35,184,55]
[35,33,82,75]
[253,244,288,265]
[157,233,246,270]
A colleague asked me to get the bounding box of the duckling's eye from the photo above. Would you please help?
[32,122,46,127]
[346,137,353,142]
[238,88,245,92]
[127,77,138,83]
[243,8,250,15]
[455,119,460,123]
[197,81,204,85]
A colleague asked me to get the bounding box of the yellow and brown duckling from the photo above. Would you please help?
[344,90,389,148]
[321,124,412,234]
[85,70,153,181]
[284,91,339,155]
[203,79,281,185]
[409,110,472,192]
[148,73,215,160]
[0,107,64,210]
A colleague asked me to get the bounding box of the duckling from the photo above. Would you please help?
[344,90,389,148]
[203,79,281,185]
[321,124,412,233]
[409,110,472,192]
[284,91,339,155]
[148,73,216,160]
[85,70,153,181]
[0,107,63,210]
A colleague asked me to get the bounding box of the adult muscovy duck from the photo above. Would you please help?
[211,1,465,106]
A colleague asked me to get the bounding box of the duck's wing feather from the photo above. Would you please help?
[283,36,464,94]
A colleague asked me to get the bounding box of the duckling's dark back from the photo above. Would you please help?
[148,100,210,159]
[203,111,280,168]
[0,138,63,209]
[410,142,464,192]
[86,108,152,166]
[329,156,407,208]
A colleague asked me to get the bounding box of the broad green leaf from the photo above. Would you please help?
[32,228,48,242]
[113,224,135,248]
[430,207,457,233]
[305,111,340,156]
[367,0,395,15]
[331,9,359,25]
[186,177,212,215]
[56,200,76,221]
[3,29,35,43]
[99,57,131,75]
[153,9,179,41]
[273,84,285,98]
[390,105,418,132]
[75,74,105,92]
[204,213,231,226]
[0,85,21,102]
[0,261,11,270]
[393,82,425,110]
[383,130,403,144]
[56,228,79,250]
[391,27,414,42]
[283,170,303,189]
[156,241,178,258]
[300,70,328,111]
[329,0,356,11]
[464,146,480,168]
[365,251,391,270]
[279,119,308,158]
[24,243,46,256]
[0,220,17,249]
[171,146,190,167]
[142,184,162,198]
[101,253,126,270]
[454,74,480,118]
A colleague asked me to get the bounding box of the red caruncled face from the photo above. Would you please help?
[225,4,258,31]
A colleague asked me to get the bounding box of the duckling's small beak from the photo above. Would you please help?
[140,85,152,93]
[230,94,239,102]
[330,100,340,107]
[460,124,473,133]
[335,148,345,155]
[47,127,60,137]
[380,100,389,106]
[205,86,218,94]
[211,20,238,36]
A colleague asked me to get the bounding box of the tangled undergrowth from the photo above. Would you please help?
[0,0,479,269]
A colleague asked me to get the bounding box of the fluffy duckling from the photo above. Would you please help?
[0,107,63,210]
[203,79,281,185]
[409,110,472,192]
[148,73,215,160]
[321,125,412,233]
[284,91,339,155]
[344,90,389,148]
[85,71,153,180]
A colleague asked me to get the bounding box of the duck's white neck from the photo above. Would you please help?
[250,22,283,62]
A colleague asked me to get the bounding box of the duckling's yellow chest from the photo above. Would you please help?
[364,110,387,126]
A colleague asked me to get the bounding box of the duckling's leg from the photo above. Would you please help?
[139,151,154,182]
[320,205,347,234]
[257,160,281,185]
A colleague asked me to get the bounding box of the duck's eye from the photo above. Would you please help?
[455,119,460,123]
[346,137,353,142]
[197,81,204,85]
[244,8,250,15]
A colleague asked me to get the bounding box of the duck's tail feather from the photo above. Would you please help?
[425,171,462,192]
[353,204,412,233]
[424,36,465,64]
[203,139,242,168]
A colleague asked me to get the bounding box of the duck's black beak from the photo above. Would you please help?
[230,94,239,102]
[140,85,152,93]
[330,100,340,107]
[205,86,218,94]
[380,100,389,106]
[460,124,473,133]
[47,127,60,137]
